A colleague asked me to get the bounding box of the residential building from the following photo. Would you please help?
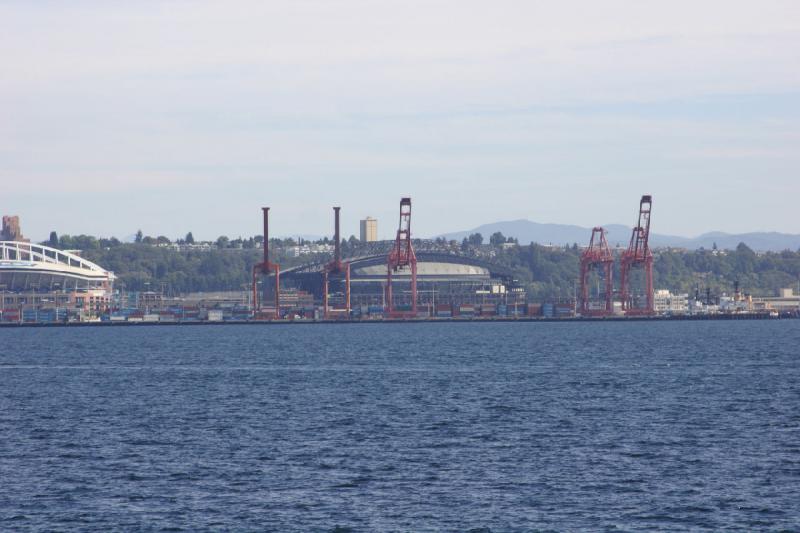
[360,217,378,242]
[289,243,335,257]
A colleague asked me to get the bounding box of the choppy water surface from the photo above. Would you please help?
[1,321,799,531]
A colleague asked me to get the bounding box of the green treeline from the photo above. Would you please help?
[49,233,800,300]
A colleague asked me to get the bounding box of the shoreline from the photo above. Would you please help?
[0,312,795,328]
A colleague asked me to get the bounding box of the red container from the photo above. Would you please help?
[2,309,20,321]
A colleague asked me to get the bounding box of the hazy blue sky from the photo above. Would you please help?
[2,0,799,241]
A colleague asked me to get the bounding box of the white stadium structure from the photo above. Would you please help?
[0,241,115,318]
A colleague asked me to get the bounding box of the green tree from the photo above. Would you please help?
[734,242,756,274]
[135,230,143,243]
[490,232,507,246]
[185,232,195,244]
[468,233,484,246]
[48,231,59,248]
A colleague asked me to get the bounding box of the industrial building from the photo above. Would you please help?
[752,288,800,313]
[653,290,689,314]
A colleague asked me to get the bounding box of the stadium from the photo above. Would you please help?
[0,241,115,320]
[280,246,527,316]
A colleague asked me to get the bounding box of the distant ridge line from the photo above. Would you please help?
[435,220,800,252]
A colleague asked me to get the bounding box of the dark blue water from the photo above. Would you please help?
[1,321,799,531]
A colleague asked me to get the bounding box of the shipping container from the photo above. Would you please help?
[555,304,575,317]
[1,310,20,322]
[526,304,542,316]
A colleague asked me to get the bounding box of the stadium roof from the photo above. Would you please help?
[283,251,516,280]
[0,241,115,283]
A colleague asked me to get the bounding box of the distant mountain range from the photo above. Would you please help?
[436,220,800,252]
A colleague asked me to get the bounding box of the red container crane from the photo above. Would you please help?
[579,227,614,316]
[386,197,418,317]
[619,195,654,315]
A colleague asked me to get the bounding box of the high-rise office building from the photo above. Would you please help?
[360,217,378,242]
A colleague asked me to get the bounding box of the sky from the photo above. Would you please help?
[1,0,799,242]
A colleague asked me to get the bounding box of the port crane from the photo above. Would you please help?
[386,197,418,317]
[579,227,614,316]
[619,195,654,315]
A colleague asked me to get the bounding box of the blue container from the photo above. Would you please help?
[542,303,555,318]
